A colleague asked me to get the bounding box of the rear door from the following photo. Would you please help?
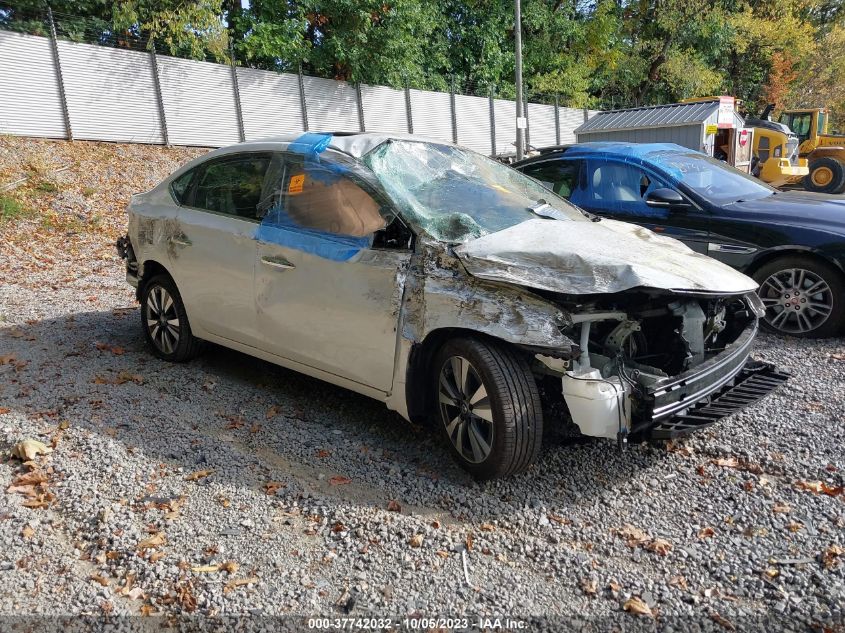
[171,152,272,347]
[254,150,413,392]
[571,158,711,254]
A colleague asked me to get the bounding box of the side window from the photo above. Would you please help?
[578,160,670,218]
[193,154,272,220]
[270,156,387,238]
[170,168,196,205]
[520,160,581,199]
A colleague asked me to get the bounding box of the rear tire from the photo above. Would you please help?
[432,337,543,480]
[140,274,204,361]
[753,255,845,338]
[804,157,845,194]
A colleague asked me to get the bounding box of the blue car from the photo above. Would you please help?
[513,142,845,338]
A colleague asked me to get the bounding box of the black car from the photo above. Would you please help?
[513,142,845,338]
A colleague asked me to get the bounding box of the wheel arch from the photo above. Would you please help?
[744,247,845,280]
[404,327,548,424]
[136,259,173,301]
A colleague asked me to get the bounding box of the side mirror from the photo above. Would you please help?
[645,187,690,209]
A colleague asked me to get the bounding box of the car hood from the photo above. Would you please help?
[726,191,845,234]
[454,218,757,295]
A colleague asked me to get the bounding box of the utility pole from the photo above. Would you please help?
[514,0,525,160]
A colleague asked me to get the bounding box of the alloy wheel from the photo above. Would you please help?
[758,268,833,334]
[144,284,181,354]
[438,355,494,464]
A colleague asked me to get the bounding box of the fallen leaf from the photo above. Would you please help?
[617,524,649,547]
[329,476,352,486]
[479,523,495,532]
[408,534,423,548]
[623,596,653,617]
[12,439,52,461]
[266,405,281,419]
[547,513,571,525]
[772,502,791,514]
[140,604,157,616]
[698,527,716,539]
[316,449,331,458]
[149,551,166,563]
[435,550,449,559]
[796,480,843,497]
[220,561,239,574]
[21,525,35,539]
[786,521,803,533]
[137,533,165,550]
[386,499,401,512]
[765,568,780,578]
[608,580,622,592]
[331,522,346,533]
[264,481,284,496]
[0,407,10,414]
[223,577,258,593]
[668,575,688,589]
[645,538,673,556]
[822,545,843,569]
[581,578,598,595]
[191,564,221,573]
[712,457,739,468]
[710,611,736,631]
[184,470,213,482]
[465,532,474,551]
[90,575,110,586]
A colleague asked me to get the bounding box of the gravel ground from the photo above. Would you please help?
[0,138,844,631]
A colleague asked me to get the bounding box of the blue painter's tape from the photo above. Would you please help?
[288,132,333,156]
[256,206,368,262]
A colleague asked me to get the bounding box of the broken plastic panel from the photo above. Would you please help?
[255,133,388,261]
[362,140,587,243]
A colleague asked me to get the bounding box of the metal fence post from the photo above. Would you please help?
[298,67,310,132]
[554,95,560,146]
[449,77,458,144]
[523,96,530,150]
[228,43,246,142]
[148,42,170,146]
[488,87,496,156]
[46,7,72,141]
[404,79,414,134]
[583,107,589,123]
[356,83,366,132]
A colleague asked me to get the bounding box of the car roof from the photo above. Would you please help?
[202,132,456,161]
[514,141,695,167]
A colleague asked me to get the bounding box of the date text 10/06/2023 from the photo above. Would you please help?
[307,617,528,630]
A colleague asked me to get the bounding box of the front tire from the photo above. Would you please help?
[753,255,844,338]
[432,338,543,480]
[140,274,204,361]
[804,157,845,194]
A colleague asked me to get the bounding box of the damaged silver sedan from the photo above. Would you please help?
[117,133,787,479]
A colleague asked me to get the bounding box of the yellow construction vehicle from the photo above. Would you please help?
[778,108,845,194]
[744,104,809,188]
[681,97,808,187]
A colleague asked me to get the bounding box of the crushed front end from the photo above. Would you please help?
[539,290,788,442]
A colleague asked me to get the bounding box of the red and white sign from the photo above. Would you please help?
[739,129,749,147]
[717,96,735,129]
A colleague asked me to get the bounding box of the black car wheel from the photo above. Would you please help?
[433,337,543,480]
[140,274,204,361]
[804,157,845,194]
[753,256,845,338]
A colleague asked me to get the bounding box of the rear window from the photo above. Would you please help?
[169,169,196,205]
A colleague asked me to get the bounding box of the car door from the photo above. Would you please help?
[570,158,711,254]
[254,150,413,392]
[170,152,272,347]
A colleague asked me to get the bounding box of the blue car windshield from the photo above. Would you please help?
[650,151,776,204]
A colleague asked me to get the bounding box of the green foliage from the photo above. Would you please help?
[0,0,841,115]
[0,194,29,223]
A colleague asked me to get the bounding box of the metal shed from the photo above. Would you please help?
[574,99,747,158]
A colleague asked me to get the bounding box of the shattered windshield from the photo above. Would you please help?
[363,140,587,242]
[650,151,775,204]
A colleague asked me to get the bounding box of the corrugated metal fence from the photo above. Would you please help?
[0,28,598,154]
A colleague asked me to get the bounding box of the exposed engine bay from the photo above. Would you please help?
[534,290,766,442]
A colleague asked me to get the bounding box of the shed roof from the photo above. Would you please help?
[575,101,722,134]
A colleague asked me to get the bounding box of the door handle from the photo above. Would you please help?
[261,255,295,270]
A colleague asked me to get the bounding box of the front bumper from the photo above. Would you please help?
[630,321,788,438]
